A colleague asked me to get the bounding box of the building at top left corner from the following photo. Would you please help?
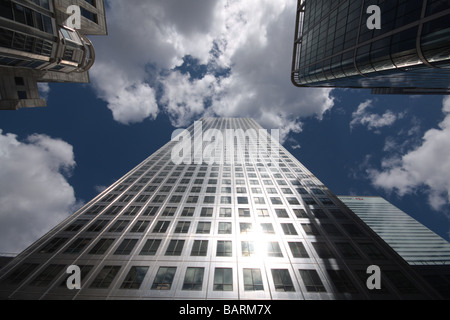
[0,0,107,110]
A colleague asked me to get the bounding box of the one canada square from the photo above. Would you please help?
[0,118,442,300]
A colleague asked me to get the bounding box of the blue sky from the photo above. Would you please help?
[0,0,449,254]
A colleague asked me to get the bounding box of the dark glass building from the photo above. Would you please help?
[291,0,450,94]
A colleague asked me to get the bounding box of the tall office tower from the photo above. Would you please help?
[0,0,107,110]
[291,0,450,94]
[0,118,442,300]
[338,196,450,298]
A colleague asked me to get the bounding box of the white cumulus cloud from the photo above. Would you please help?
[88,0,334,136]
[0,131,78,254]
[368,96,450,211]
[350,99,403,132]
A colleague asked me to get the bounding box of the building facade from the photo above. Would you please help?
[291,0,450,94]
[0,118,442,300]
[0,0,107,110]
[338,196,450,298]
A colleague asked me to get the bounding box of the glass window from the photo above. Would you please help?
[108,220,129,233]
[243,268,264,291]
[123,206,142,216]
[65,219,89,232]
[120,266,149,290]
[130,221,149,233]
[152,221,170,233]
[358,243,386,260]
[196,222,211,234]
[293,209,308,218]
[253,197,265,204]
[302,223,320,236]
[275,209,289,218]
[200,208,213,217]
[165,240,185,256]
[281,223,298,235]
[90,266,121,289]
[236,187,247,194]
[271,197,283,205]
[88,238,114,255]
[237,197,248,204]
[170,195,183,203]
[0,0,13,20]
[1,263,39,285]
[261,223,274,234]
[206,187,216,193]
[327,270,358,293]
[322,223,341,236]
[257,209,270,218]
[174,221,190,233]
[219,208,232,217]
[342,224,364,237]
[299,269,326,292]
[336,242,361,260]
[182,267,204,291]
[239,222,253,234]
[217,240,232,257]
[80,6,98,23]
[287,197,300,205]
[288,242,309,258]
[151,267,176,290]
[214,268,233,291]
[181,207,195,217]
[238,208,250,217]
[139,239,161,256]
[63,238,91,254]
[39,237,68,254]
[220,196,231,204]
[162,206,177,216]
[312,242,334,259]
[191,240,208,256]
[221,187,231,193]
[267,242,283,257]
[271,269,295,292]
[251,187,262,194]
[241,241,255,257]
[114,239,138,255]
[29,264,65,287]
[87,219,109,232]
[384,270,420,294]
[303,197,317,205]
[204,196,215,204]
[218,222,232,234]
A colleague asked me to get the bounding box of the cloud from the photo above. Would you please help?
[350,100,403,132]
[368,96,450,211]
[0,131,78,254]
[37,83,50,99]
[94,185,107,193]
[90,61,159,125]
[89,0,334,137]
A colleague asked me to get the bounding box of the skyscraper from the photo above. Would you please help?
[0,118,442,300]
[291,0,450,94]
[338,196,450,298]
[0,0,107,110]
